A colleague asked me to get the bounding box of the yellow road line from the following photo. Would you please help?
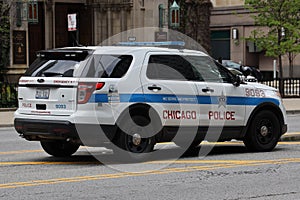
[282,132,300,136]
[1,158,300,189]
[278,141,300,145]
[159,141,300,146]
[148,157,300,165]
[0,149,43,155]
[0,146,86,156]
[0,161,99,165]
[0,163,237,189]
[1,140,300,156]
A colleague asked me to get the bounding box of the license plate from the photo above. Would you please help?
[35,88,50,99]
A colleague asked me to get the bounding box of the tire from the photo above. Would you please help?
[243,110,281,152]
[40,141,80,157]
[113,115,156,161]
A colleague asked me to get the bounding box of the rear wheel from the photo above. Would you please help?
[119,131,155,153]
[243,110,281,152]
[40,141,79,157]
[113,115,156,161]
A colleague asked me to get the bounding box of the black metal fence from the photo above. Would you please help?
[0,82,18,108]
[260,78,300,98]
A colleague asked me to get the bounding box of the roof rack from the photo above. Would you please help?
[115,41,185,48]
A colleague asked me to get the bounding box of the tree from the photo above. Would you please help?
[170,0,212,53]
[0,0,10,70]
[245,0,300,78]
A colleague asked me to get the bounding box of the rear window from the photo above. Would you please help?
[24,50,91,77]
[81,55,133,78]
[25,58,80,77]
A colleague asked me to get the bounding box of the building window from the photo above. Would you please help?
[140,0,144,7]
[158,4,164,28]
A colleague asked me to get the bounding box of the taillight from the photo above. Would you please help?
[77,82,105,104]
[96,82,105,90]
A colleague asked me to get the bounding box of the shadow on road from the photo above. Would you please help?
[27,144,285,165]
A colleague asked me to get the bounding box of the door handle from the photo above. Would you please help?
[202,87,214,93]
[148,85,161,91]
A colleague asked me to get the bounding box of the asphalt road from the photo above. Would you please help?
[0,115,300,200]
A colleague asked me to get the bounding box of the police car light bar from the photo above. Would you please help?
[116,41,185,47]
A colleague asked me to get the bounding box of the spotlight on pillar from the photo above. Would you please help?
[232,28,239,45]
[232,28,239,40]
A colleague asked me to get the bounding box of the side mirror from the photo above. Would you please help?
[240,66,251,77]
[233,75,242,87]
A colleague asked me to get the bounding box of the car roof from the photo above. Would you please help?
[57,46,209,56]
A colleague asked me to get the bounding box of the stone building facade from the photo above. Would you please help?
[5,0,299,82]
[6,0,169,82]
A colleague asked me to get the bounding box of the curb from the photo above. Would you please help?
[0,124,13,128]
[0,108,17,112]
[280,133,300,142]
[286,110,300,115]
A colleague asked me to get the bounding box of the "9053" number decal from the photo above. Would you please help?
[245,88,265,97]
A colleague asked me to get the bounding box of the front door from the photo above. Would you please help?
[188,56,246,129]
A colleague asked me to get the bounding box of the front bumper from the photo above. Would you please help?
[14,118,117,146]
[282,124,288,135]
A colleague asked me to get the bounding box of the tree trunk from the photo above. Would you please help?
[288,52,294,78]
[186,0,212,53]
[179,0,212,53]
[278,55,284,95]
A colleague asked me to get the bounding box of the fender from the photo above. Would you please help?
[242,102,285,137]
[115,103,163,141]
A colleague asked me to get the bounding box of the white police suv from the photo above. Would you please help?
[14,42,287,157]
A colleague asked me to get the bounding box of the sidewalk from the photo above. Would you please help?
[1,99,300,140]
[282,98,300,114]
[0,108,15,128]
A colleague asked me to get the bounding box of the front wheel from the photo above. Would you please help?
[40,141,80,157]
[243,110,281,152]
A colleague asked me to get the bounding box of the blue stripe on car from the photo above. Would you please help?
[88,93,280,106]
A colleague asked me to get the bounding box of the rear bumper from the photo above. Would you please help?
[14,118,117,146]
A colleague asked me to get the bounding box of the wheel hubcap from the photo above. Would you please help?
[132,133,142,146]
[260,126,269,137]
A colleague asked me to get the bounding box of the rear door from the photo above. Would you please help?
[18,76,78,116]
[140,52,199,127]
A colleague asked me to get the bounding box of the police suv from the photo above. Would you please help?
[14,42,287,157]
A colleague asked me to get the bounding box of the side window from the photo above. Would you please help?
[146,55,195,81]
[185,56,232,83]
[214,61,233,83]
[82,55,133,78]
